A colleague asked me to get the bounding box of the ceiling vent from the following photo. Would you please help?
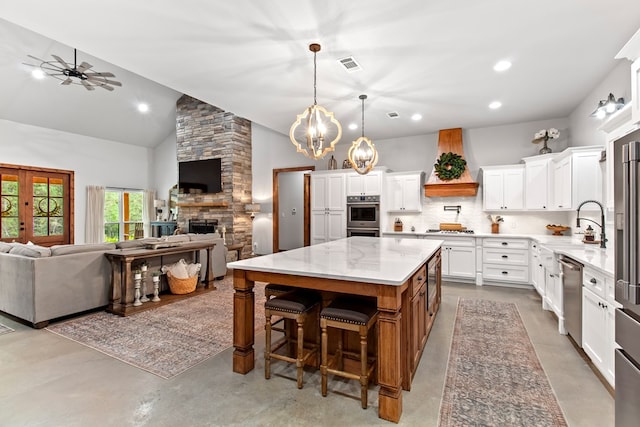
[387,112,400,119]
[338,56,362,72]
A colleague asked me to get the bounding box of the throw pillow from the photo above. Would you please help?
[161,258,190,279]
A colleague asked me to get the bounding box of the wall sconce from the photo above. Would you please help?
[444,205,461,213]
[153,199,166,221]
[244,203,261,219]
[591,93,625,119]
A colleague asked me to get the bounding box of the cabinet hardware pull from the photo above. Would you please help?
[501,242,508,246]
[590,278,597,284]
[501,255,508,258]
[598,302,602,307]
[502,271,508,274]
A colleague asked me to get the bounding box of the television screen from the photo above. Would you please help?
[178,158,222,194]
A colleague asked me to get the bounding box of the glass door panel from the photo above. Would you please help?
[1,172,20,240]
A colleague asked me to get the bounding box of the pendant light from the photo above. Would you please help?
[348,94,378,175]
[289,43,342,160]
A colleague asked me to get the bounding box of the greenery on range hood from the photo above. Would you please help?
[424,128,479,197]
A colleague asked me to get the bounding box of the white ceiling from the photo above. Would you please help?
[1,1,640,147]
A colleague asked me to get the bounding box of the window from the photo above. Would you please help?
[104,189,144,242]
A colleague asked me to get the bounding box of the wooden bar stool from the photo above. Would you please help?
[264,289,321,389]
[320,296,378,409]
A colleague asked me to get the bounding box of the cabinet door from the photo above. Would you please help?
[605,303,616,385]
[582,287,607,372]
[326,174,346,211]
[363,173,382,195]
[401,175,422,212]
[525,160,549,209]
[483,169,504,210]
[311,175,328,210]
[502,168,524,210]
[346,174,364,196]
[310,211,328,244]
[386,176,405,211]
[553,157,572,209]
[572,150,603,207]
[326,210,345,241]
[447,246,476,279]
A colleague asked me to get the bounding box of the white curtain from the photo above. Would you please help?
[85,185,105,243]
[143,189,156,237]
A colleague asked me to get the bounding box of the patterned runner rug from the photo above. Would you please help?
[439,298,568,427]
[0,322,15,335]
[47,275,266,379]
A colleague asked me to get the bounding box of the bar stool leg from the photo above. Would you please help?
[321,319,328,397]
[296,314,304,389]
[360,328,368,409]
[265,311,272,379]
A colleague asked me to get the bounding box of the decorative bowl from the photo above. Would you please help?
[546,224,570,236]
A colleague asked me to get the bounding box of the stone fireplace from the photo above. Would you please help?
[175,94,253,259]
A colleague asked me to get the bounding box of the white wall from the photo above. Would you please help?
[0,119,153,244]
[152,129,178,210]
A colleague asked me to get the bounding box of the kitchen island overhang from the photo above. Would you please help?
[228,236,443,423]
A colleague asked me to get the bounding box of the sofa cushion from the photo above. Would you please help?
[50,243,116,256]
[115,238,159,249]
[0,242,11,253]
[8,243,52,258]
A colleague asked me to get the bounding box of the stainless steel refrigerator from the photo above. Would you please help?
[614,128,640,427]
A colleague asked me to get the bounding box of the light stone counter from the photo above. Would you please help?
[228,236,443,285]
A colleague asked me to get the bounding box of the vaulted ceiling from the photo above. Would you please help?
[1,1,640,147]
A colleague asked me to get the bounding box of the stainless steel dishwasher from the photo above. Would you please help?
[559,255,584,347]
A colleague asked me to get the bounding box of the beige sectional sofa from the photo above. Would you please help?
[0,233,227,328]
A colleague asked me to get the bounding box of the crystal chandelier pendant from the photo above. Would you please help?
[348,94,379,174]
[289,44,342,160]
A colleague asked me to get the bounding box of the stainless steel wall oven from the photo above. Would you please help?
[346,195,380,229]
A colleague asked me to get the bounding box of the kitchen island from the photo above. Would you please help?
[227,236,442,423]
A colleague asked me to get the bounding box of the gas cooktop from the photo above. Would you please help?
[426,229,475,234]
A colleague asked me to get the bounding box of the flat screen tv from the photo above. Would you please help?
[178,158,222,194]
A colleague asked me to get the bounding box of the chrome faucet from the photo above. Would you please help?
[576,200,607,248]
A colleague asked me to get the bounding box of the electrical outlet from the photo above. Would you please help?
[510,221,516,229]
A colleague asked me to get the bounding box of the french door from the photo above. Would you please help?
[0,164,74,246]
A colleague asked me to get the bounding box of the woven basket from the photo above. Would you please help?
[167,271,198,294]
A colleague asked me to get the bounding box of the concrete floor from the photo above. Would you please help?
[0,281,613,427]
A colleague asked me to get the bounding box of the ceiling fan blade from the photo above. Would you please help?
[60,78,72,85]
[85,71,115,78]
[96,83,114,91]
[26,54,46,63]
[81,80,95,91]
[76,61,93,73]
[51,54,71,70]
[86,76,122,87]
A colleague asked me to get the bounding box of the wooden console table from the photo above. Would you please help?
[104,241,215,316]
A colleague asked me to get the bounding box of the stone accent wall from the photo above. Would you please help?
[175,95,253,259]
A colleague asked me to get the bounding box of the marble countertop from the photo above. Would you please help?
[227,236,443,286]
[382,230,614,276]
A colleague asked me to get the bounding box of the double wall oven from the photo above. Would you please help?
[346,195,380,237]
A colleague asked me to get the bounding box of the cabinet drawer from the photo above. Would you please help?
[482,248,529,266]
[412,264,427,296]
[483,238,528,250]
[483,264,529,283]
[583,266,606,300]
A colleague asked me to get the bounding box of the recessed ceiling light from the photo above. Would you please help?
[493,60,512,72]
[31,69,45,79]
[411,113,422,121]
[489,101,502,109]
[348,123,358,130]
[137,103,149,113]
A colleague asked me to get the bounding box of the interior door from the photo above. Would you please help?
[1,165,73,246]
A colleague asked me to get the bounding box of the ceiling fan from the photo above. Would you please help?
[25,48,122,91]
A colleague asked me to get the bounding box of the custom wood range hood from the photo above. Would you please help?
[424,128,479,197]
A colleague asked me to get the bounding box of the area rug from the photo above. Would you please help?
[46,275,266,379]
[0,322,15,335]
[438,298,567,427]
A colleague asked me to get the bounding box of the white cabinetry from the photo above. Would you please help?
[422,236,475,280]
[616,28,640,124]
[530,241,545,298]
[581,267,617,386]
[522,154,556,210]
[482,165,524,211]
[481,238,529,284]
[310,172,346,245]
[346,171,383,196]
[551,147,604,210]
[385,171,424,213]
